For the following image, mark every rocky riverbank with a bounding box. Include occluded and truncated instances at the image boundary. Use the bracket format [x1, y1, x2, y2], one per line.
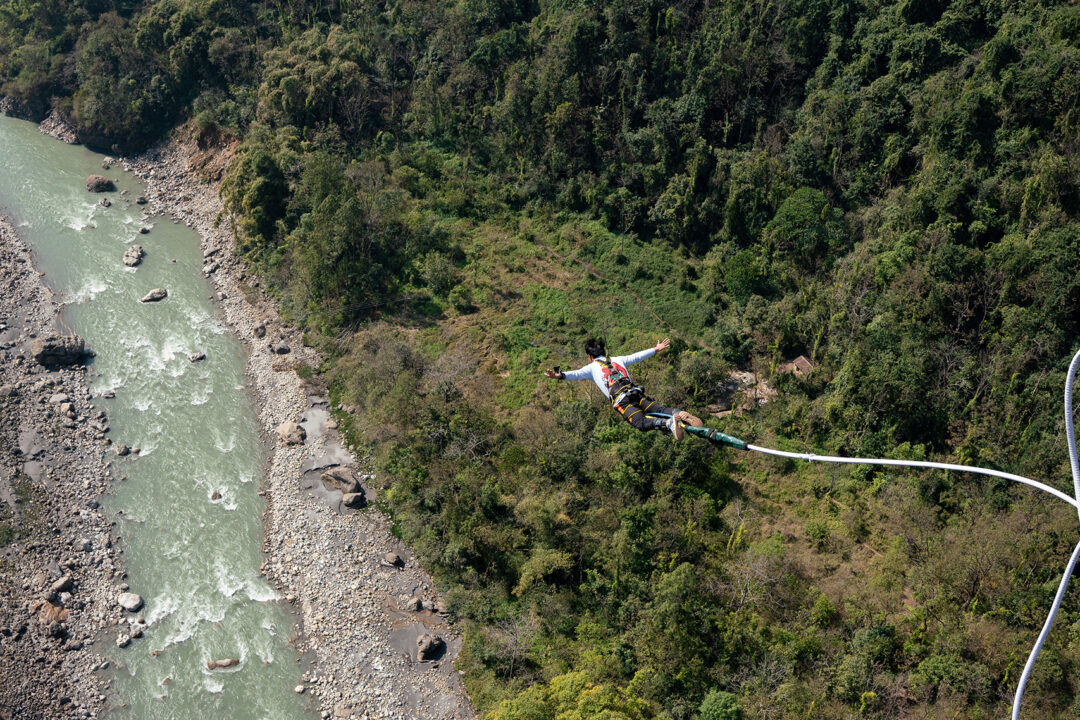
[120, 140, 476, 719]
[0, 220, 124, 719]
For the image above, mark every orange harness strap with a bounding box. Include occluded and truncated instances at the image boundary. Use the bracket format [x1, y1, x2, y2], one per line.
[616, 398, 654, 424]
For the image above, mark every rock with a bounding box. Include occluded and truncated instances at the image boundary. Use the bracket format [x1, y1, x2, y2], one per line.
[31, 335, 86, 366]
[273, 343, 290, 355]
[122, 244, 144, 267]
[85, 175, 115, 192]
[1, 94, 41, 119]
[63, 639, 84, 651]
[417, 633, 444, 660]
[321, 466, 360, 494]
[43, 620, 65, 639]
[210, 491, 221, 501]
[135, 196, 147, 205]
[117, 592, 143, 612]
[49, 393, 70, 404]
[116, 634, 130, 648]
[100, 198, 111, 208]
[75, 537, 92, 552]
[138, 226, 150, 235]
[253, 324, 266, 339]
[276, 422, 306, 446]
[401, 596, 423, 612]
[0, 383, 16, 397]
[115, 445, 130, 457]
[188, 352, 205, 362]
[50, 575, 73, 594]
[39, 108, 79, 143]
[383, 552, 403, 568]
[37, 601, 68, 625]
[207, 658, 239, 670]
[342, 492, 366, 508]
[294, 685, 305, 694]
[140, 288, 167, 303]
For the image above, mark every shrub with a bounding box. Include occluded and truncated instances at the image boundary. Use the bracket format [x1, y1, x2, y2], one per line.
[699, 690, 741, 720]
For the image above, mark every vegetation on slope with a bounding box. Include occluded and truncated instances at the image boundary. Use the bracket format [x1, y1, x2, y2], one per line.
[3, 0, 1080, 717]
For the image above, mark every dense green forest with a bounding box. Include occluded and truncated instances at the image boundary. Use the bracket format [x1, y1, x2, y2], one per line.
[4, 0, 1080, 717]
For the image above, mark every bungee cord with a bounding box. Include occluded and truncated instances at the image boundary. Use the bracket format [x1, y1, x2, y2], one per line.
[1008, 347, 1080, 719]
[667, 347, 1080, 717]
[1011, 538, 1080, 719]
[744, 444, 1080, 510]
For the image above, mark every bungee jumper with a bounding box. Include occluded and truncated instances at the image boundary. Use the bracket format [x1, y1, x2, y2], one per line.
[544, 337, 703, 440]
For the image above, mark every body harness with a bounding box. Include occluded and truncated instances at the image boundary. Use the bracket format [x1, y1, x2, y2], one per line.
[597, 356, 653, 423]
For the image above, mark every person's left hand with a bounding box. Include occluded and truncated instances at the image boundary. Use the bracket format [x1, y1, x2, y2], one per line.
[654, 337, 671, 353]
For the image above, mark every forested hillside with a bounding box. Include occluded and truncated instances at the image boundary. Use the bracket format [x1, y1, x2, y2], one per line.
[4, 0, 1080, 717]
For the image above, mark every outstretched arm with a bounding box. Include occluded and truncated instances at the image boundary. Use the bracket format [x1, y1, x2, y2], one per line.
[619, 338, 671, 366]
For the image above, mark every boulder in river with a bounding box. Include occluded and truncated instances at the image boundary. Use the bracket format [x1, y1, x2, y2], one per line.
[140, 288, 167, 303]
[86, 174, 115, 192]
[189, 352, 206, 362]
[122, 244, 144, 267]
[207, 658, 239, 670]
[276, 421, 306, 446]
[31, 335, 86, 366]
[117, 592, 143, 612]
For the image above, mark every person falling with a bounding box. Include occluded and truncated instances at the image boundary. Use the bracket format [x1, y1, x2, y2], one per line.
[545, 337, 702, 440]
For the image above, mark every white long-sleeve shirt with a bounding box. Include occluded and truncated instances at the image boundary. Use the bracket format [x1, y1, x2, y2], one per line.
[561, 347, 656, 399]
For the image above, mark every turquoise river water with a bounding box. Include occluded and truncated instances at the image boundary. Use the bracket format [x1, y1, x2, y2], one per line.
[0, 115, 312, 719]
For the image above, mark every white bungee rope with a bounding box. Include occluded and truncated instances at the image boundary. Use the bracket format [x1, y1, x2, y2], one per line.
[738, 347, 1080, 718]
[745, 445, 1079, 509]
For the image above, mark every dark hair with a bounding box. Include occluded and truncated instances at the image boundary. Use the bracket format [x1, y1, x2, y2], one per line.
[584, 338, 606, 358]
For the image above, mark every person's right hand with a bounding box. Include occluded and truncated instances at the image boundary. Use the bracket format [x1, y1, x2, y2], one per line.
[544, 369, 561, 379]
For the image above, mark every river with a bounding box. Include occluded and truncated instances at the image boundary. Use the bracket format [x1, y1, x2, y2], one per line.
[0, 115, 312, 719]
